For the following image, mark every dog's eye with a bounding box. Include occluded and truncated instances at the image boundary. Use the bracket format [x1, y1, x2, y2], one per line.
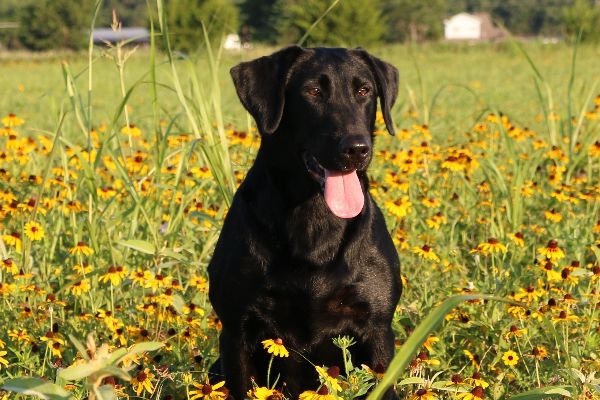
[307, 87, 321, 97]
[357, 86, 370, 97]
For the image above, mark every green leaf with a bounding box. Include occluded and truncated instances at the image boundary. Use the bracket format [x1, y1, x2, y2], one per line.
[59, 361, 101, 381]
[68, 334, 90, 361]
[128, 341, 164, 354]
[94, 366, 132, 382]
[396, 377, 426, 386]
[367, 295, 521, 400]
[508, 385, 573, 399]
[2, 377, 72, 400]
[117, 239, 156, 255]
[95, 384, 118, 400]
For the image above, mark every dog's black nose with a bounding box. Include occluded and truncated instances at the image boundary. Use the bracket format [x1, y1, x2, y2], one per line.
[340, 135, 371, 164]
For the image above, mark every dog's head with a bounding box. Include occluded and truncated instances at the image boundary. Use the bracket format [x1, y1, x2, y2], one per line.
[231, 46, 399, 218]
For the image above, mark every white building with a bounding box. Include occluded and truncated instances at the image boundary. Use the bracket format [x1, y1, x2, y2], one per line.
[444, 12, 504, 41]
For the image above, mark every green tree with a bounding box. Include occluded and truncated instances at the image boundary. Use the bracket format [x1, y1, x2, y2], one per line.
[98, 0, 149, 27]
[562, 0, 600, 41]
[16, 0, 92, 51]
[166, 0, 239, 53]
[277, 0, 386, 47]
[238, 0, 280, 43]
[382, 0, 446, 42]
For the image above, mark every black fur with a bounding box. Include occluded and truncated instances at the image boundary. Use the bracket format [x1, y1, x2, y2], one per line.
[208, 46, 401, 399]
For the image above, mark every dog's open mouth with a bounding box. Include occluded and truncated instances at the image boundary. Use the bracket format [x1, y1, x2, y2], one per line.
[302, 153, 365, 219]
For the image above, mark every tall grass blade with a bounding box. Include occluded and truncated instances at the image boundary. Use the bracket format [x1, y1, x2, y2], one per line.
[367, 295, 519, 400]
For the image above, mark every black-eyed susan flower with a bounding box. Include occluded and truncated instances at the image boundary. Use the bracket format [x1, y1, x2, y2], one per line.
[409, 387, 438, 400]
[247, 386, 283, 400]
[2, 233, 22, 253]
[457, 386, 485, 400]
[503, 325, 527, 339]
[537, 240, 565, 262]
[189, 380, 227, 400]
[544, 209, 562, 223]
[2, 258, 19, 275]
[299, 386, 336, 400]
[423, 336, 439, 352]
[552, 310, 579, 324]
[531, 346, 549, 360]
[465, 371, 488, 388]
[70, 279, 91, 296]
[99, 265, 128, 285]
[24, 221, 44, 241]
[0, 350, 9, 370]
[121, 124, 142, 137]
[131, 368, 155, 396]
[2, 113, 24, 127]
[315, 365, 342, 392]
[508, 232, 525, 247]
[471, 237, 507, 255]
[130, 268, 153, 286]
[502, 350, 519, 366]
[412, 245, 440, 262]
[69, 241, 94, 256]
[261, 338, 289, 357]
[463, 350, 480, 369]
[385, 196, 412, 218]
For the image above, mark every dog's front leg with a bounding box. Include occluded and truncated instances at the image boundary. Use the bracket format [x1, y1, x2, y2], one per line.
[218, 329, 257, 400]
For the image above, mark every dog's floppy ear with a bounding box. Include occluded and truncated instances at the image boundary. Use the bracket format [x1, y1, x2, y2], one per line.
[230, 46, 305, 135]
[357, 50, 399, 136]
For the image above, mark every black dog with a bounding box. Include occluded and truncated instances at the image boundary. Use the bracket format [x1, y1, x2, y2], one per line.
[208, 46, 401, 399]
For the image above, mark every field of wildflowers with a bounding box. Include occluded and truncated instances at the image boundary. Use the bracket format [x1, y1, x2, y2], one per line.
[0, 9, 599, 400]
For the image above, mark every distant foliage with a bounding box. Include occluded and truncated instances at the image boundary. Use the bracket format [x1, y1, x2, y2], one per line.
[382, 0, 446, 42]
[238, 0, 281, 44]
[165, 0, 239, 53]
[562, 0, 600, 42]
[276, 0, 386, 47]
[16, 0, 92, 51]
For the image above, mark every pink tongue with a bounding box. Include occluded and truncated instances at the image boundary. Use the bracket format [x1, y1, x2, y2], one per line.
[324, 170, 364, 218]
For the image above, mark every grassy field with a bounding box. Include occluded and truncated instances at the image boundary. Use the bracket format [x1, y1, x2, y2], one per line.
[0, 35, 599, 400]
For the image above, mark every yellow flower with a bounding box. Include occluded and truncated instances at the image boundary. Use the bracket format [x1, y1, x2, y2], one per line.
[385, 196, 412, 218]
[0, 350, 9, 369]
[131, 368, 155, 396]
[502, 350, 519, 366]
[464, 371, 488, 388]
[412, 245, 440, 262]
[99, 265, 128, 285]
[262, 338, 289, 357]
[69, 241, 94, 256]
[299, 387, 336, 400]
[2, 113, 24, 127]
[247, 387, 283, 400]
[544, 209, 562, 223]
[121, 124, 142, 137]
[508, 232, 525, 247]
[189, 380, 227, 400]
[70, 279, 91, 296]
[471, 237, 507, 255]
[457, 386, 485, 400]
[24, 221, 44, 241]
[2, 258, 19, 275]
[503, 325, 528, 339]
[315, 365, 343, 392]
[423, 336, 439, 352]
[410, 388, 438, 400]
[537, 240, 564, 262]
[2, 233, 22, 253]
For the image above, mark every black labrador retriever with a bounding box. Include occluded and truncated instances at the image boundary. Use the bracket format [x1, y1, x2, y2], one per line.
[208, 46, 401, 399]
